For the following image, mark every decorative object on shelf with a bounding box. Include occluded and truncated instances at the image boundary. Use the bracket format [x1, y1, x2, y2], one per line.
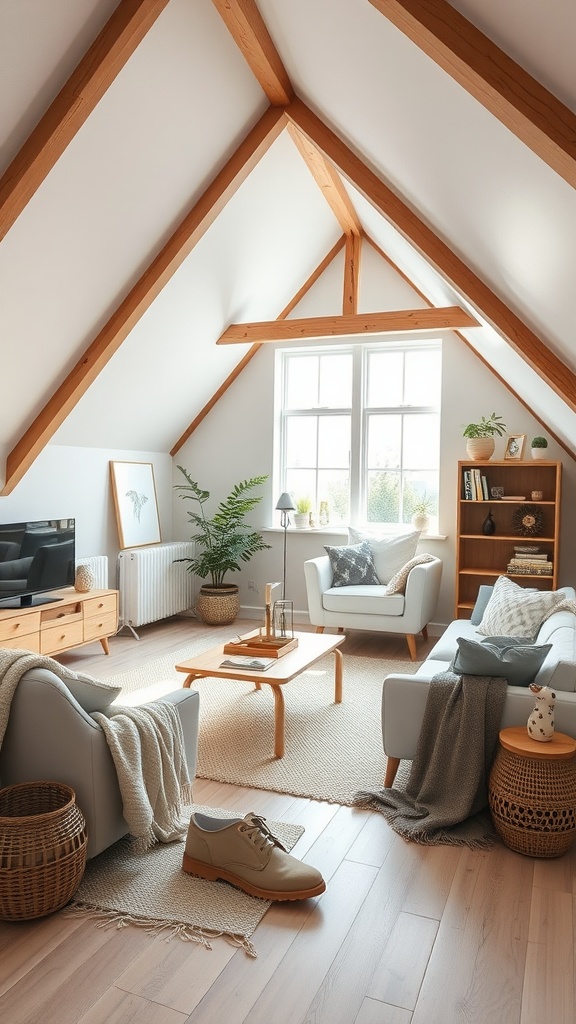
[501, 495, 526, 501]
[482, 510, 496, 535]
[273, 599, 294, 639]
[462, 413, 506, 461]
[504, 434, 526, 461]
[174, 466, 270, 625]
[512, 503, 544, 537]
[294, 496, 312, 529]
[110, 461, 161, 549]
[491, 486, 504, 499]
[318, 500, 330, 526]
[531, 490, 544, 501]
[275, 492, 295, 599]
[531, 436, 548, 460]
[527, 683, 556, 742]
[74, 564, 94, 592]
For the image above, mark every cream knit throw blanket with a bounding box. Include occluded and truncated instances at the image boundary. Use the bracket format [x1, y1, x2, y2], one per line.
[0, 649, 190, 849]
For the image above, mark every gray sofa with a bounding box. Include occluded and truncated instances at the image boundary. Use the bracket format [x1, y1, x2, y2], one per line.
[382, 584, 576, 786]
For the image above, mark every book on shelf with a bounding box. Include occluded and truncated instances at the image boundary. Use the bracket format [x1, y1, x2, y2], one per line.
[512, 552, 548, 561]
[472, 468, 483, 500]
[507, 562, 553, 576]
[481, 475, 489, 500]
[463, 470, 473, 500]
[219, 656, 275, 671]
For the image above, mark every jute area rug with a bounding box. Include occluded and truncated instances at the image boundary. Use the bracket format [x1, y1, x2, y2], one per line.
[66, 805, 303, 957]
[111, 637, 419, 806]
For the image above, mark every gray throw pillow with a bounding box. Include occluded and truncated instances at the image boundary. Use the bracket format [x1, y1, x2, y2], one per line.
[451, 636, 552, 688]
[324, 541, 380, 587]
[66, 676, 122, 712]
[470, 585, 494, 626]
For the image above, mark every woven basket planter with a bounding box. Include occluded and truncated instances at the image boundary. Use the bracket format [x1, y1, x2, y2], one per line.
[489, 748, 576, 858]
[465, 437, 495, 461]
[196, 584, 240, 625]
[0, 781, 88, 921]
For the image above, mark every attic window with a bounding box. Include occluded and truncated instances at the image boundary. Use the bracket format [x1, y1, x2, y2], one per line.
[275, 341, 441, 528]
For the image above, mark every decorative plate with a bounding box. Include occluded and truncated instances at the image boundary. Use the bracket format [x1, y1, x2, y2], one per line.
[512, 504, 544, 537]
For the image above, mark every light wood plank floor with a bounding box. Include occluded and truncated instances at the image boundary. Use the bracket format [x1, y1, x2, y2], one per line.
[1, 617, 575, 1024]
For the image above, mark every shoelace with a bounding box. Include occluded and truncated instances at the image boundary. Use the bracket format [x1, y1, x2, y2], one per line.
[238, 814, 287, 853]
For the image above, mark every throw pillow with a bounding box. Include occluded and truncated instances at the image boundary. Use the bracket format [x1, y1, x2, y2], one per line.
[476, 575, 569, 639]
[324, 541, 380, 587]
[348, 528, 420, 584]
[451, 636, 552, 688]
[384, 553, 435, 595]
[470, 585, 494, 626]
[66, 676, 122, 713]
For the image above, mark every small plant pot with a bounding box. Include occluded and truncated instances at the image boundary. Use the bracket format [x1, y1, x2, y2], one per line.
[196, 585, 240, 625]
[411, 512, 430, 532]
[466, 438, 495, 461]
[531, 448, 547, 460]
[294, 513, 310, 529]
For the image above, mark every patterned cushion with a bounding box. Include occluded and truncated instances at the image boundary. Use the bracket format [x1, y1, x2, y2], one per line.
[384, 553, 435, 595]
[451, 636, 552, 688]
[348, 528, 420, 584]
[324, 541, 380, 587]
[477, 576, 569, 639]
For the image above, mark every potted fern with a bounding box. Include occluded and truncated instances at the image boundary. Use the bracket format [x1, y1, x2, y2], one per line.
[174, 466, 270, 624]
[462, 413, 506, 461]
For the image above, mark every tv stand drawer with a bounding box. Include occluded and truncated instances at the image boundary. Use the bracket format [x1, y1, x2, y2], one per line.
[0, 588, 118, 656]
[41, 619, 84, 655]
[0, 610, 41, 643]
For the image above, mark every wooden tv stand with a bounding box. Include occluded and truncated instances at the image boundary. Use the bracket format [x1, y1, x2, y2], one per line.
[0, 588, 118, 656]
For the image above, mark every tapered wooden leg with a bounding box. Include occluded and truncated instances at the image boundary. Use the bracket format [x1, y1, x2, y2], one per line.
[406, 634, 417, 660]
[384, 756, 400, 788]
[333, 648, 343, 703]
[100, 637, 110, 655]
[315, 626, 325, 634]
[271, 685, 285, 758]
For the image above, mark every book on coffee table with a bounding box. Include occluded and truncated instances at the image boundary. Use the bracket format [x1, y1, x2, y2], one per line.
[220, 656, 275, 671]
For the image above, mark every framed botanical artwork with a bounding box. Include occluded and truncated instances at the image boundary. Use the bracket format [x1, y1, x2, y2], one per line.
[504, 434, 526, 461]
[110, 461, 161, 549]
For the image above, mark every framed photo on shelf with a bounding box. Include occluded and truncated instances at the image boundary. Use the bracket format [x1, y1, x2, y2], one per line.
[110, 461, 161, 549]
[504, 434, 526, 461]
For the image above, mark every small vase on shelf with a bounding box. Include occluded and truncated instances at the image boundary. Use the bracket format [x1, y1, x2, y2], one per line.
[482, 511, 496, 535]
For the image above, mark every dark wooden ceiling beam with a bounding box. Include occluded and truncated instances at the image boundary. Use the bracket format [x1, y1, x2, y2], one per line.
[368, 0, 576, 188]
[211, 0, 293, 105]
[285, 98, 576, 411]
[0, 0, 171, 244]
[1, 107, 286, 495]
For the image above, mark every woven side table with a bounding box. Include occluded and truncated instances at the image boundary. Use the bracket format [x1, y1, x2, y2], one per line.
[489, 727, 576, 858]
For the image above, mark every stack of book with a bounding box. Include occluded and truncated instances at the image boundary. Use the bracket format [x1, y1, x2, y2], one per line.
[462, 468, 489, 500]
[507, 552, 553, 576]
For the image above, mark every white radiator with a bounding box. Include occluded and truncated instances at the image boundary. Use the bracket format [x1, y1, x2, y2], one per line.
[75, 555, 109, 589]
[117, 542, 195, 628]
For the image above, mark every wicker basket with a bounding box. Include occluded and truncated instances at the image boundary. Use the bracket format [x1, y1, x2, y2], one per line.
[196, 584, 240, 625]
[0, 781, 88, 921]
[489, 748, 576, 858]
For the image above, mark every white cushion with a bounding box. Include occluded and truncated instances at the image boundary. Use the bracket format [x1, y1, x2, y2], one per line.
[322, 586, 405, 616]
[477, 576, 573, 639]
[348, 528, 420, 584]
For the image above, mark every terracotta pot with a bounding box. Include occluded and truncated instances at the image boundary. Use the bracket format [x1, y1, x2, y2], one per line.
[465, 437, 495, 461]
[196, 584, 240, 625]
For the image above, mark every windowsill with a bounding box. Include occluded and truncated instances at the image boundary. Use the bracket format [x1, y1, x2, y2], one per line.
[264, 527, 448, 541]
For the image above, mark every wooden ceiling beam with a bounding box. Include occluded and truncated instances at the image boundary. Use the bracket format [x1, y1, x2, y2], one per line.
[343, 233, 362, 314]
[172, 236, 347, 454]
[1, 106, 286, 495]
[0, 0, 171, 244]
[287, 124, 362, 236]
[211, 0, 293, 105]
[217, 306, 479, 345]
[285, 98, 576, 411]
[368, 0, 576, 189]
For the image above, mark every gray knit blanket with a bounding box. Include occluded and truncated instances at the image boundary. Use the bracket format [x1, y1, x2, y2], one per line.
[355, 672, 508, 848]
[0, 649, 190, 849]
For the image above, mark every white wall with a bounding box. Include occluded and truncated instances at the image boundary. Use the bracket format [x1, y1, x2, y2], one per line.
[0, 446, 174, 587]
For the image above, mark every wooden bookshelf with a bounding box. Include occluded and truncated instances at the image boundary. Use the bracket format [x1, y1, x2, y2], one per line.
[455, 460, 562, 619]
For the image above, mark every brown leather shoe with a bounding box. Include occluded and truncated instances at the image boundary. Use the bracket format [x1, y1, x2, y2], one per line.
[182, 811, 326, 901]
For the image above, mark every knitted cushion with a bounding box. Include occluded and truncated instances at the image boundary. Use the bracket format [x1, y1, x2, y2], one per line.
[476, 575, 568, 639]
[324, 541, 380, 587]
[384, 553, 435, 595]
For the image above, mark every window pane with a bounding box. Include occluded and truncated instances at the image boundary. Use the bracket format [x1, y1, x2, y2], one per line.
[318, 470, 350, 525]
[366, 351, 403, 406]
[318, 353, 353, 407]
[404, 350, 441, 406]
[286, 416, 317, 467]
[367, 471, 400, 522]
[367, 415, 401, 468]
[286, 469, 316, 506]
[403, 414, 439, 469]
[318, 416, 350, 468]
[286, 355, 319, 408]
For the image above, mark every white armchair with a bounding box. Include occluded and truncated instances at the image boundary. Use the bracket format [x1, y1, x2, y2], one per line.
[304, 553, 442, 660]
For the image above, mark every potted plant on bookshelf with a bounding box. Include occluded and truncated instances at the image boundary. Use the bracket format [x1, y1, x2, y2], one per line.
[530, 436, 548, 460]
[174, 466, 270, 625]
[462, 413, 507, 461]
[294, 496, 312, 529]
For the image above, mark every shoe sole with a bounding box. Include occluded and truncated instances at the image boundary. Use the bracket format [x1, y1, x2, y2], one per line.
[182, 854, 326, 901]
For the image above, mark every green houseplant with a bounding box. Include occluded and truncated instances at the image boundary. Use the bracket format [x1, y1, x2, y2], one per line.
[294, 496, 312, 529]
[174, 466, 270, 624]
[531, 436, 548, 460]
[462, 413, 506, 461]
[410, 493, 436, 533]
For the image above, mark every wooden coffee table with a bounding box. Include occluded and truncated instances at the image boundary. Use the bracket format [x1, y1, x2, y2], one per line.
[175, 630, 345, 758]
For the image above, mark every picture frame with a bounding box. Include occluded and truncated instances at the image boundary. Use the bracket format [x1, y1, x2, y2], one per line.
[504, 434, 526, 461]
[109, 461, 161, 549]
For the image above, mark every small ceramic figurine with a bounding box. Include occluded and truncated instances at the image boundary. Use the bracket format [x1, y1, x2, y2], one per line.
[527, 683, 556, 742]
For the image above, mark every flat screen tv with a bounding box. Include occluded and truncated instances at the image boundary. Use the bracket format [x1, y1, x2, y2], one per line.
[0, 519, 76, 608]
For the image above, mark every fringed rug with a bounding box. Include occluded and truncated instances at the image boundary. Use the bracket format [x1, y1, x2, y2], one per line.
[65, 805, 304, 957]
[111, 641, 420, 805]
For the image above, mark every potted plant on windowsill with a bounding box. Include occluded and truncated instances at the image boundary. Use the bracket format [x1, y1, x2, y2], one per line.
[410, 493, 436, 533]
[294, 496, 312, 529]
[530, 436, 548, 460]
[462, 413, 507, 461]
[174, 466, 270, 625]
